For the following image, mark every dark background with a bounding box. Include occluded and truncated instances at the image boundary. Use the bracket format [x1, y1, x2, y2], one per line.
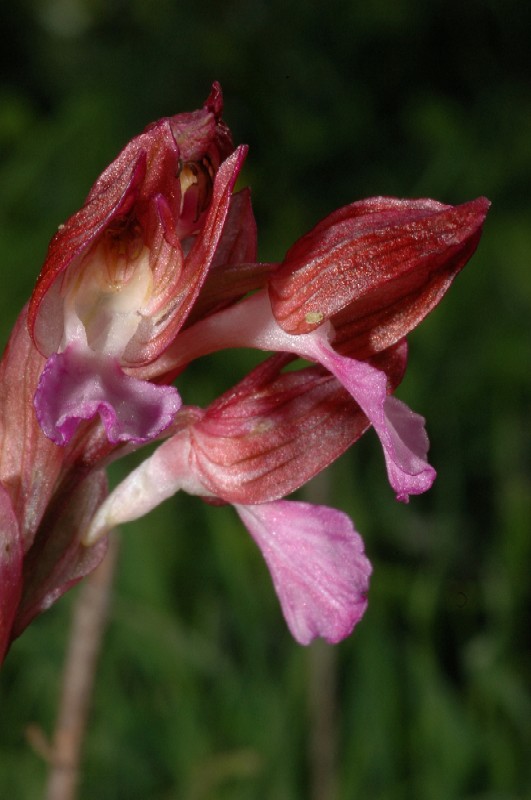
[0, 1, 530, 798]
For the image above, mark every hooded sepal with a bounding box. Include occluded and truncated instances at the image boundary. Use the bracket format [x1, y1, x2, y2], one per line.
[28, 86, 240, 369]
[123, 145, 249, 366]
[269, 196, 490, 357]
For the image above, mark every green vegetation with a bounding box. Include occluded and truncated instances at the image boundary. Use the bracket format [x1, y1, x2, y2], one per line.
[0, 1, 529, 797]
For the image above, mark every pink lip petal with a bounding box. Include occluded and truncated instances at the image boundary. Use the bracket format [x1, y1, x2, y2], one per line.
[235, 500, 371, 645]
[84, 442, 372, 645]
[34, 345, 182, 446]
[380, 395, 435, 500]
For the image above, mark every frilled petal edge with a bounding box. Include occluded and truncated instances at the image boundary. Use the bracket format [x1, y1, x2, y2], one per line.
[34, 344, 182, 445]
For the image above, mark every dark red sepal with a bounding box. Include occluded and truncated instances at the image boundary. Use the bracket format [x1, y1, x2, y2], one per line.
[269, 196, 490, 357]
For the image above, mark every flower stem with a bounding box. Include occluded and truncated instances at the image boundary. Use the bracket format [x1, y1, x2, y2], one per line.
[45, 533, 120, 800]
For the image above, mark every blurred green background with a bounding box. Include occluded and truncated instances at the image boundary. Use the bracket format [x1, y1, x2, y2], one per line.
[0, 1, 530, 798]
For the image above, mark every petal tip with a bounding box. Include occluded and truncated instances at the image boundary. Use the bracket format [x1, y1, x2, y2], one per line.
[237, 500, 372, 646]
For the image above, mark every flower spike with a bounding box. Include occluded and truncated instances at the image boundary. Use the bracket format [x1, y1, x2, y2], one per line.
[0, 84, 491, 656]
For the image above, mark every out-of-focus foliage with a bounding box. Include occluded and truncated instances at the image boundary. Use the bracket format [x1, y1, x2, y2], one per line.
[0, 1, 530, 798]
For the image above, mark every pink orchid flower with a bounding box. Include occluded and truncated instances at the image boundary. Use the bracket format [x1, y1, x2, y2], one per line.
[0, 87, 253, 658]
[28, 83, 248, 446]
[0, 84, 490, 658]
[82, 392, 373, 646]
[143, 195, 489, 502]
[80, 194, 488, 645]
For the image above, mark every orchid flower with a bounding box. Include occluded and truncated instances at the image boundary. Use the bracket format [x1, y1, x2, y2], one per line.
[79, 194, 489, 644]
[80, 345, 410, 642]
[0, 84, 490, 659]
[28, 83, 247, 446]
[143, 195, 489, 502]
[0, 86, 253, 656]
[82, 378, 374, 645]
